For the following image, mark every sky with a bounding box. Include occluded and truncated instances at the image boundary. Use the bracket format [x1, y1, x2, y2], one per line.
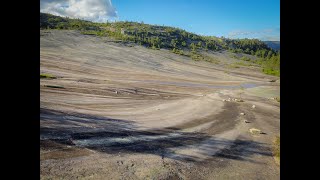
[40, 0, 280, 41]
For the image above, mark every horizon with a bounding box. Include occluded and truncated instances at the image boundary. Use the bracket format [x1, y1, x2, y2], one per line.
[40, 0, 280, 41]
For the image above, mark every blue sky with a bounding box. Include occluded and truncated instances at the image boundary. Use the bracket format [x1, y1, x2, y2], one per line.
[112, 0, 280, 41]
[40, 0, 280, 41]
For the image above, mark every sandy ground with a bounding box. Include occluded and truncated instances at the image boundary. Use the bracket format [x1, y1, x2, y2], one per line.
[40, 30, 280, 179]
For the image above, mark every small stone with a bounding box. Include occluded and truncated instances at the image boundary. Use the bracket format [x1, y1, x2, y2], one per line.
[249, 128, 262, 135]
[240, 113, 245, 115]
[236, 99, 244, 102]
[252, 105, 256, 109]
[244, 120, 250, 123]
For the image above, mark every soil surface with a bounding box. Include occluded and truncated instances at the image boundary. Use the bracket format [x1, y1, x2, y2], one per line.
[40, 30, 280, 179]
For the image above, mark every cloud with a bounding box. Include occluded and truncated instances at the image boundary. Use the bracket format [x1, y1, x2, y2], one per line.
[40, 0, 117, 22]
[228, 28, 280, 41]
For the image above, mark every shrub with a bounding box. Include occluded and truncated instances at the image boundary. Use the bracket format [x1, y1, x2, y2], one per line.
[240, 56, 251, 61]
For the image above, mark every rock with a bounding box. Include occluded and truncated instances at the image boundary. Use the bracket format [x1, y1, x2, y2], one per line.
[66, 138, 75, 145]
[252, 105, 256, 109]
[244, 120, 250, 123]
[235, 99, 244, 102]
[249, 128, 262, 135]
[240, 113, 245, 115]
[222, 99, 226, 102]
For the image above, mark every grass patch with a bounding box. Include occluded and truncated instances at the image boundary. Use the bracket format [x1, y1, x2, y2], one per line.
[191, 53, 204, 61]
[40, 74, 56, 79]
[205, 56, 220, 64]
[189, 52, 220, 64]
[227, 64, 240, 69]
[273, 136, 280, 165]
[234, 61, 252, 67]
[229, 54, 239, 59]
[263, 68, 280, 77]
[240, 56, 251, 61]
[80, 30, 105, 37]
[44, 85, 64, 89]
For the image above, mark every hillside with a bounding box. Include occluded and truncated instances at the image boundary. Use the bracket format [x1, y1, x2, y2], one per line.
[41, 13, 275, 55]
[41, 29, 280, 179]
[40, 13, 280, 76]
[264, 41, 280, 51]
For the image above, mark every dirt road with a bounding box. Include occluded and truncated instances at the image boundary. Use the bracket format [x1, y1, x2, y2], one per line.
[40, 30, 280, 179]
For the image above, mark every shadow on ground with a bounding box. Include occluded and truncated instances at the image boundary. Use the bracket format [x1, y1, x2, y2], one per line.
[40, 108, 272, 163]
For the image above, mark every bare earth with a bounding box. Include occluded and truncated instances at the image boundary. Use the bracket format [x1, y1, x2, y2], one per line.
[40, 30, 280, 180]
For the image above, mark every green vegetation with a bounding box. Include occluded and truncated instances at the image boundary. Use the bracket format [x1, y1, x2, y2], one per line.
[227, 64, 240, 69]
[189, 53, 220, 64]
[229, 54, 238, 59]
[40, 13, 276, 54]
[40, 12, 279, 76]
[273, 136, 280, 165]
[234, 53, 280, 76]
[233, 61, 252, 67]
[240, 56, 251, 61]
[40, 74, 56, 79]
[172, 48, 185, 55]
[262, 53, 280, 76]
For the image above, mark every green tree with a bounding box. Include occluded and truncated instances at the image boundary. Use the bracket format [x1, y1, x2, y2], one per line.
[197, 41, 202, 48]
[267, 50, 273, 59]
[190, 43, 196, 52]
[171, 39, 177, 48]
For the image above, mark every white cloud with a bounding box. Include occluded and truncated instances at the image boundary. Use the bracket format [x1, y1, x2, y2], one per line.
[40, 0, 117, 22]
[228, 28, 280, 41]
